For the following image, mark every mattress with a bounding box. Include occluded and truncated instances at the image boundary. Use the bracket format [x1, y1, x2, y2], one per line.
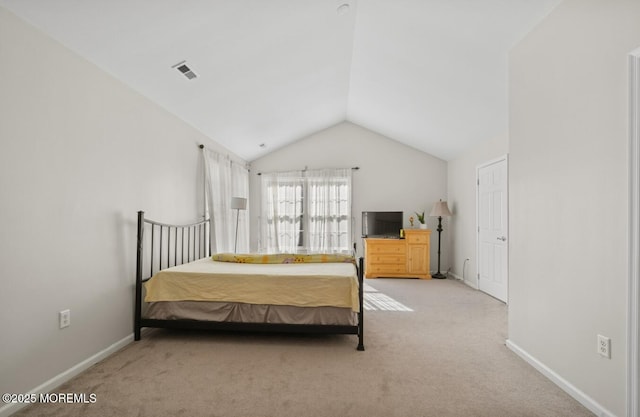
[144, 257, 360, 312]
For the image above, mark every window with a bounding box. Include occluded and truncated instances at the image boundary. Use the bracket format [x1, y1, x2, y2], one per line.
[261, 168, 352, 254]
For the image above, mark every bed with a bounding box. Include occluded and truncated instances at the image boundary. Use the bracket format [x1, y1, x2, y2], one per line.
[134, 211, 365, 350]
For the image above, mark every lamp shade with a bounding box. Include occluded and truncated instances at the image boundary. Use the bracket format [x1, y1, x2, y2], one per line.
[429, 200, 452, 217]
[231, 197, 247, 210]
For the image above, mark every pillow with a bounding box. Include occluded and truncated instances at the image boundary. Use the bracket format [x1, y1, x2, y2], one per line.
[212, 253, 355, 264]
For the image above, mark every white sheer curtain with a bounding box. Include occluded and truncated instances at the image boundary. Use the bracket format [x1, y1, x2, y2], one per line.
[203, 148, 249, 253]
[306, 168, 352, 253]
[261, 168, 352, 254]
[260, 171, 304, 253]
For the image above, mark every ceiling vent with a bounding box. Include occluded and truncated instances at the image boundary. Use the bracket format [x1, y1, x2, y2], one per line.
[172, 61, 197, 80]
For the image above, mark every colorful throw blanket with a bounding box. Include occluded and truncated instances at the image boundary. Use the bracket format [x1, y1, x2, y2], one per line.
[212, 253, 355, 264]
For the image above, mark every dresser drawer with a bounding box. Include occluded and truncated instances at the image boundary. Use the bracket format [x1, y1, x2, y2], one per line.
[369, 254, 406, 264]
[368, 264, 407, 274]
[366, 242, 406, 255]
[406, 233, 429, 244]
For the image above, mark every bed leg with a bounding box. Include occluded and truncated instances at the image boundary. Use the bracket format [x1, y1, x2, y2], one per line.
[357, 256, 365, 351]
[357, 329, 365, 351]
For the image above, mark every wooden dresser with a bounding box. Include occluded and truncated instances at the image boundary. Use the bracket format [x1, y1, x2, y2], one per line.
[364, 229, 431, 279]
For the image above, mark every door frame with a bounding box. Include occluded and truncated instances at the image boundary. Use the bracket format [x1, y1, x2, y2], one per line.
[476, 154, 509, 302]
[628, 47, 640, 417]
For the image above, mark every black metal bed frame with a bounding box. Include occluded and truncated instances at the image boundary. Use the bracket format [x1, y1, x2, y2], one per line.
[134, 211, 365, 351]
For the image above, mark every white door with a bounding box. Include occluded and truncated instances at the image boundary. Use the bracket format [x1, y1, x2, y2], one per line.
[477, 157, 508, 302]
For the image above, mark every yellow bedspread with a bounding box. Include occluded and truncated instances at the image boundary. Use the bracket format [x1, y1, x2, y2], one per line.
[144, 257, 360, 312]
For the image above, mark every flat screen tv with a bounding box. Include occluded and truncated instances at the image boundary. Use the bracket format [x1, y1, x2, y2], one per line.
[362, 211, 403, 238]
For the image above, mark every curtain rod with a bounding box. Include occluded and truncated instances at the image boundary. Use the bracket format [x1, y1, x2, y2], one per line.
[199, 144, 250, 169]
[257, 167, 360, 176]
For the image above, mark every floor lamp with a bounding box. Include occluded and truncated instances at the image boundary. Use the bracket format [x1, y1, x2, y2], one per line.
[429, 200, 452, 279]
[231, 197, 247, 253]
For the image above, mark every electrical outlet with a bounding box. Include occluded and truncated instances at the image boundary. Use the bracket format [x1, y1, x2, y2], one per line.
[597, 334, 611, 359]
[59, 309, 70, 329]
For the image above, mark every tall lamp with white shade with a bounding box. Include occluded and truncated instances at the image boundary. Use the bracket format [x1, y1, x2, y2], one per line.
[429, 200, 452, 279]
[231, 197, 247, 253]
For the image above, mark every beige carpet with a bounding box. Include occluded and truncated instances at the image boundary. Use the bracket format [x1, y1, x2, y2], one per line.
[14, 279, 593, 417]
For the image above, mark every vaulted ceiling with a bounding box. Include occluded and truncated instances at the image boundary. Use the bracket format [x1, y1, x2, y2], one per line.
[0, 0, 561, 161]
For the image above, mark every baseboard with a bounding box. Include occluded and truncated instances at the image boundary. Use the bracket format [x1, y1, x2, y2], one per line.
[506, 339, 616, 417]
[0, 334, 133, 417]
[448, 272, 479, 290]
[449, 272, 463, 280]
[462, 278, 478, 290]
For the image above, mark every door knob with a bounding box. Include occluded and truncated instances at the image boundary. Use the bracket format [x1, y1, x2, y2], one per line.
[497, 236, 506, 241]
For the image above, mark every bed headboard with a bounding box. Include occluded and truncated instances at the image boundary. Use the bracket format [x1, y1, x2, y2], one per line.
[135, 211, 210, 281]
[135, 211, 210, 335]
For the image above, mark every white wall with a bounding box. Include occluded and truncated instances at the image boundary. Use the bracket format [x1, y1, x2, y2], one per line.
[0, 6, 243, 407]
[447, 132, 509, 287]
[249, 122, 448, 268]
[508, 1, 640, 415]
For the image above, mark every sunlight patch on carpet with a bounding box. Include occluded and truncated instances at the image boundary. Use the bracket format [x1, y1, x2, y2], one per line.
[363, 284, 413, 311]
